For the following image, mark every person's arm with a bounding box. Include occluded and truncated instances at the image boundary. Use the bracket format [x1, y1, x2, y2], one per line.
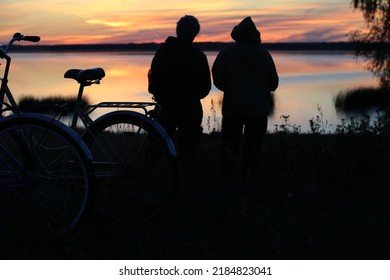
[149, 48, 163, 95]
[195, 51, 212, 99]
[265, 51, 279, 91]
[211, 51, 226, 91]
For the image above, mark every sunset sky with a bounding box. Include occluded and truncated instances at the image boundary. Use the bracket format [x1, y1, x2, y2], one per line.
[2, 0, 365, 45]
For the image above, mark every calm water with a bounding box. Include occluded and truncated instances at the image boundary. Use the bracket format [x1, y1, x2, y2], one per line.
[5, 51, 377, 132]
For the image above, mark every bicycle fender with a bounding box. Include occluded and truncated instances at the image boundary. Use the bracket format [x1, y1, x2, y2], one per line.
[92, 110, 177, 157]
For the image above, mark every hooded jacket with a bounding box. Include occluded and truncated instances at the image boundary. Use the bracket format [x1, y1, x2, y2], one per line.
[212, 17, 279, 118]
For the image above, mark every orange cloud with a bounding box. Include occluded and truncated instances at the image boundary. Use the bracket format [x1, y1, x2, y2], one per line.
[86, 19, 129, 28]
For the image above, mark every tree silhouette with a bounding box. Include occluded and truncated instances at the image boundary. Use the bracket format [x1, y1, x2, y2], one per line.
[350, 0, 390, 89]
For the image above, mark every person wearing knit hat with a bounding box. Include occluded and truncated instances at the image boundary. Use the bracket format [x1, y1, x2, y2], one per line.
[212, 16, 279, 176]
[176, 15, 200, 43]
[149, 15, 211, 158]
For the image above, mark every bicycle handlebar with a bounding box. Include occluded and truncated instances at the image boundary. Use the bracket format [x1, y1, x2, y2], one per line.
[13, 32, 40, 42]
[1, 33, 40, 55]
[23, 36, 41, 42]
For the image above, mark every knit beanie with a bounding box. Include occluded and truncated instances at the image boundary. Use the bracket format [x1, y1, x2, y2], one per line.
[176, 15, 200, 42]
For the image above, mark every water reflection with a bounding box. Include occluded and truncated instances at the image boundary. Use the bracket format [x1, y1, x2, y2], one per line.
[7, 51, 376, 132]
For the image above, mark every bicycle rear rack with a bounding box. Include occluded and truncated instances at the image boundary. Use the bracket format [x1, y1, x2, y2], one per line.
[83, 101, 159, 116]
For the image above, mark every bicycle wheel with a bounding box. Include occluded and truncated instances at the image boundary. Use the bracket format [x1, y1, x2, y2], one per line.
[0, 113, 94, 242]
[82, 110, 178, 224]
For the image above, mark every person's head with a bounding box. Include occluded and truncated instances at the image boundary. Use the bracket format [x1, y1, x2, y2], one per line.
[231, 16, 261, 45]
[176, 15, 200, 43]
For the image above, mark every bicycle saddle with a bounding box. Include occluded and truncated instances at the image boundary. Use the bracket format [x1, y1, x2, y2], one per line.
[64, 67, 105, 83]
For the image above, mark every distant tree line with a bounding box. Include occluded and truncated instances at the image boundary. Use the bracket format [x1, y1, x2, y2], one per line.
[10, 42, 362, 53]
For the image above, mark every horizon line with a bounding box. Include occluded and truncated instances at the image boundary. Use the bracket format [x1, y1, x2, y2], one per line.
[8, 41, 359, 52]
[10, 40, 356, 46]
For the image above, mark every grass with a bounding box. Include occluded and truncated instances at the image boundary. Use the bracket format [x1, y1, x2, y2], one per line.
[2, 128, 389, 260]
[2, 96, 390, 259]
[18, 95, 89, 114]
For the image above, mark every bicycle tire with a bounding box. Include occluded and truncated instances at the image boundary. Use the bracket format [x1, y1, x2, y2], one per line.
[82, 110, 178, 224]
[0, 113, 94, 242]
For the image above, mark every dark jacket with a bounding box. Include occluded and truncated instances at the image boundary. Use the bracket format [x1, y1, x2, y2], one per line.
[212, 18, 279, 118]
[149, 36, 211, 120]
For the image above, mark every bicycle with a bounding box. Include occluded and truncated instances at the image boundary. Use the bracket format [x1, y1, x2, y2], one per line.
[62, 67, 178, 224]
[0, 33, 95, 240]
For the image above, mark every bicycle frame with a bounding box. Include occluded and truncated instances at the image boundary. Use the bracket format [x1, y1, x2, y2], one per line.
[67, 74, 160, 130]
[1, 33, 40, 116]
[69, 77, 157, 130]
[70, 85, 177, 156]
[59, 61, 179, 224]
[0, 52, 18, 116]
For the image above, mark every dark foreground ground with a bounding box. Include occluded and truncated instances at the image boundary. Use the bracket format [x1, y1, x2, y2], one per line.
[3, 133, 390, 259]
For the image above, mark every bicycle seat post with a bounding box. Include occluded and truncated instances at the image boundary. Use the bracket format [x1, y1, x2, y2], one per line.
[71, 82, 86, 129]
[65, 67, 105, 130]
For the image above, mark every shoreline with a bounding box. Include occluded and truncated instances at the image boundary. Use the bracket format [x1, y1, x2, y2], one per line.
[9, 42, 359, 53]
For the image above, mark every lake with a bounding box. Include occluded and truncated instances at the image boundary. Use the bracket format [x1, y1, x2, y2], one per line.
[5, 51, 377, 133]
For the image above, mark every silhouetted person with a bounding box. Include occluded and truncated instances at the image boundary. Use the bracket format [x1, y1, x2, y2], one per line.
[149, 15, 211, 155]
[212, 17, 279, 173]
